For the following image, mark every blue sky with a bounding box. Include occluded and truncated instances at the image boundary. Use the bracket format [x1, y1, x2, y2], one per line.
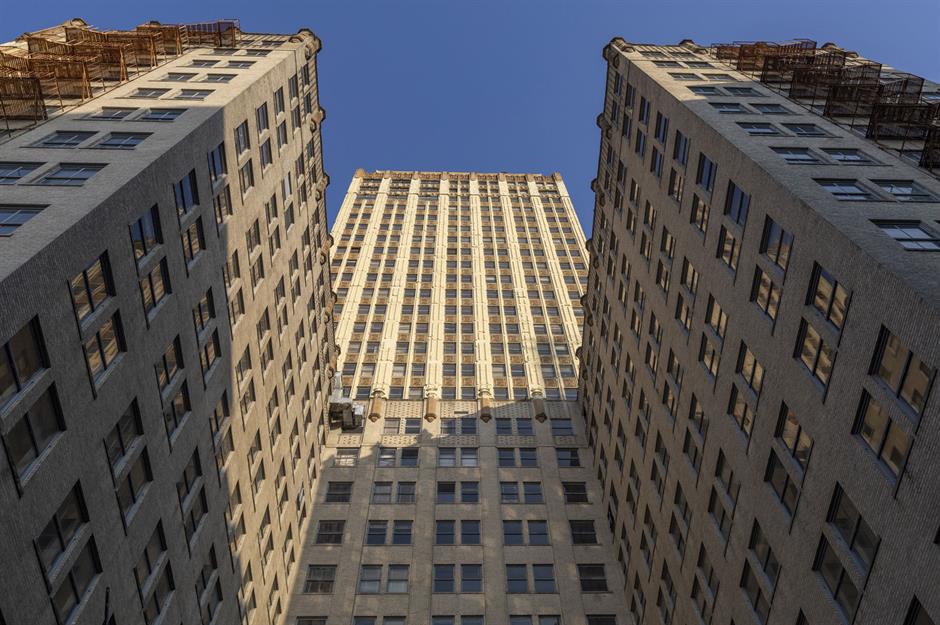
[3, 0, 937, 233]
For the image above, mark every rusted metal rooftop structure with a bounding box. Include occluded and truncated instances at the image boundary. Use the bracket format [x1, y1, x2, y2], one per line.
[711, 39, 940, 174]
[0, 18, 240, 133]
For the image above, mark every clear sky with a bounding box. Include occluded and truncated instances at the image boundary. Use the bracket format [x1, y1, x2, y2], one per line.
[3, 0, 938, 234]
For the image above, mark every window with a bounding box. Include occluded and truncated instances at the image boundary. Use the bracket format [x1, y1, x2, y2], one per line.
[726, 86, 762, 96]
[818, 178, 876, 200]
[737, 122, 780, 136]
[181, 218, 205, 264]
[570, 520, 597, 544]
[4, 385, 63, 478]
[436, 520, 455, 544]
[556, 448, 580, 467]
[239, 159, 255, 195]
[34, 131, 95, 148]
[392, 520, 412, 545]
[776, 404, 812, 471]
[173, 169, 200, 216]
[260, 139, 273, 168]
[372, 482, 392, 503]
[822, 148, 875, 164]
[139, 260, 170, 314]
[366, 520, 388, 545]
[673, 130, 690, 165]
[140, 108, 185, 121]
[461, 481, 479, 502]
[506, 565, 528, 593]
[0, 162, 41, 184]
[797, 321, 834, 386]
[737, 343, 765, 396]
[88, 106, 135, 120]
[71, 255, 112, 322]
[94, 132, 149, 149]
[563, 482, 588, 503]
[690, 194, 709, 233]
[176, 89, 212, 100]
[461, 564, 483, 592]
[760, 216, 793, 271]
[875, 221, 940, 250]
[388, 564, 409, 593]
[396, 482, 416, 503]
[37, 163, 104, 186]
[51, 537, 100, 623]
[207, 143, 226, 182]
[772, 146, 819, 163]
[741, 562, 770, 624]
[325, 481, 352, 502]
[854, 392, 909, 477]
[35, 483, 87, 573]
[784, 123, 827, 137]
[315, 520, 344, 544]
[503, 520, 523, 545]
[873, 328, 934, 414]
[205, 73, 234, 83]
[903, 598, 936, 625]
[437, 482, 456, 503]
[234, 121, 250, 154]
[814, 537, 860, 617]
[1, 319, 46, 409]
[461, 520, 481, 544]
[434, 564, 455, 592]
[304, 565, 336, 593]
[689, 85, 720, 96]
[828, 485, 879, 571]
[717, 226, 740, 271]
[256, 102, 270, 134]
[752, 102, 790, 114]
[358, 565, 381, 593]
[751, 268, 781, 321]
[335, 448, 358, 466]
[710, 102, 745, 113]
[83, 314, 123, 381]
[765, 450, 798, 514]
[578, 564, 608, 592]
[128, 206, 163, 262]
[131, 87, 169, 98]
[532, 564, 556, 593]
[695, 154, 717, 193]
[724, 181, 749, 226]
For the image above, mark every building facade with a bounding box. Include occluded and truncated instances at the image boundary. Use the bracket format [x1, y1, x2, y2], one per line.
[284, 171, 628, 625]
[0, 19, 335, 625]
[581, 38, 940, 625]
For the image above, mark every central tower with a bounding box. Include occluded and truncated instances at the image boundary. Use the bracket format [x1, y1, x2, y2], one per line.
[285, 171, 629, 625]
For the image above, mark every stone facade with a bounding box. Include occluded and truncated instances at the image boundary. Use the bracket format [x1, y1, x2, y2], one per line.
[284, 172, 629, 625]
[0, 21, 335, 625]
[581, 38, 940, 625]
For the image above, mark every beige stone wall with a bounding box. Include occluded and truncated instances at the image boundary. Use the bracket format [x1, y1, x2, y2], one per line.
[284, 171, 630, 624]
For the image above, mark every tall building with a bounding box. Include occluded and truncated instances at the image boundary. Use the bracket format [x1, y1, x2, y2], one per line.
[582, 38, 940, 625]
[0, 19, 335, 625]
[284, 170, 628, 625]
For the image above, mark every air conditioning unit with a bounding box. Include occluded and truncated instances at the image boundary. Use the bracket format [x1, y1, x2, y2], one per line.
[327, 372, 364, 430]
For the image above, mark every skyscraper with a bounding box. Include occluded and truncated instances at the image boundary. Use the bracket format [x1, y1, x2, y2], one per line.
[582, 38, 940, 625]
[285, 171, 628, 625]
[0, 19, 335, 625]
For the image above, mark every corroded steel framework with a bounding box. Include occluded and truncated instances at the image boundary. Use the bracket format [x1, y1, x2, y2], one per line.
[712, 39, 940, 174]
[0, 18, 241, 132]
